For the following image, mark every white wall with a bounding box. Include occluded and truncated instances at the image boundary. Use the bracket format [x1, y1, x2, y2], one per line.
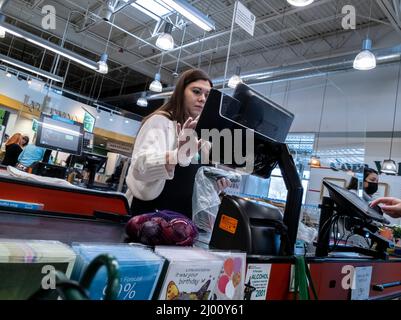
[248, 62, 401, 169]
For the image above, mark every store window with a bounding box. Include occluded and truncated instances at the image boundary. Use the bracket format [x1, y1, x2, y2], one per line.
[266, 133, 315, 204]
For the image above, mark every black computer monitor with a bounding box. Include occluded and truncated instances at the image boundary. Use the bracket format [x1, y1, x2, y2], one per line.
[36, 114, 84, 155]
[323, 180, 389, 224]
[195, 86, 303, 255]
[82, 152, 107, 188]
[66, 152, 107, 188]
[196, 86, 294, 178]
[225, 83, 294, 143]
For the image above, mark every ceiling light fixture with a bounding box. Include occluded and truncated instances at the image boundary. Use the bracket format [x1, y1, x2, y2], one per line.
[137, 92, 148, 107]
[97, 53, 109, 74]
[228, 66, 243, 88]
[159, 0, 215, 31]
[27, 78, 32, 85]
[0, 53, 64, 82]
[309, 156, 321, 168]
[150, 53, 164, 92]
[353, 38, 376, 71]
[382, 60, 401, 175]
[287, 0, 314, 7]
[149, 72, 162, 92]
[156, 22, 174, 51]
[310, 76, 329, 169]
[0, 15, 99, 72]
[0, 15, 5, 38]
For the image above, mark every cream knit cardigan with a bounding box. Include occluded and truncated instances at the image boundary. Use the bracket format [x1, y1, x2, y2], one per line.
[125, 114, 178, 203]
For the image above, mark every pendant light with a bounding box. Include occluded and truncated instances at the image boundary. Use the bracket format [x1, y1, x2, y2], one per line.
[156, 22, 174, 51]
[137, 92, 148, 107]
[0, 15, 5, 38]
[353, 38, 376, 71]
[287, 0, 314, 7]
[149, 73, 162, 92]
[149, 53, 164, 92]
[228, 66, 243, 88]
[97, 53, 108, 74]
[353, 0, 376, 71]
[97, 16, 114, 74]
[309, 75, 329, 168]
[382, 61, 401, 175]
[172, 24, 187, 78]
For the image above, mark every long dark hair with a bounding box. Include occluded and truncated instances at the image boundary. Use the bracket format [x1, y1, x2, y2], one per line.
[347, 167, 378, 191]
[142, 68, 213, 126]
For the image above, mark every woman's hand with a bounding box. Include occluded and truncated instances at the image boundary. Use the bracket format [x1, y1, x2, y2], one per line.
[176, 117, 202, 164]
[216, 177, 232, 193]
[165, 117, 202, 171]
[370, 197, 401, 218]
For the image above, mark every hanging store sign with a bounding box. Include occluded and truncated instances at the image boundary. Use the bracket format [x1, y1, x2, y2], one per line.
[234, 1, 256, 37]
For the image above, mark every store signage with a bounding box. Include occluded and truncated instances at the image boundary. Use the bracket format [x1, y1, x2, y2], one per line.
[23, 94, 79, 122]
[47, 108, 79, 122]
[234, 1, 256, 37]
[23, 94, 42, 113]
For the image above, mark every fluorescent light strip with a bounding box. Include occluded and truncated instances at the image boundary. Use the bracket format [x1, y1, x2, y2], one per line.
[159, 0, 215, 31]
[131, 3, 162, 21]
[0, 18, 99, 72]
[0, 53, 64, 83]
[132, 0, 173, 21]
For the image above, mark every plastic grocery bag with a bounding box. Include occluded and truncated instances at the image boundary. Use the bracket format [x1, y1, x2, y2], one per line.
[192, 166, 241, 234]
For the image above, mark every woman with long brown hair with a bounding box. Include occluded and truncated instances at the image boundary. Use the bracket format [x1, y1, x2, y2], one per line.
[1, 133, 23, 166]
[126, 68, 231, 218]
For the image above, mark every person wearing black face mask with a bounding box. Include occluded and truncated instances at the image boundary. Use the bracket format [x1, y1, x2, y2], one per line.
[339, 168, 380, 248]
[347, 168, 379, 201]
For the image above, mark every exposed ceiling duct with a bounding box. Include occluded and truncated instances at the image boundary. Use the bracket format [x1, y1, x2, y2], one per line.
[212, 45, 401, 86]
[143, 44, 401, 101]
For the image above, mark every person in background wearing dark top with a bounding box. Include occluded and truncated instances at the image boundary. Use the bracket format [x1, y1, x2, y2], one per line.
[1, 133, 23, 166]
[125, 68, 231, 218]
[347, 167, 379, 201]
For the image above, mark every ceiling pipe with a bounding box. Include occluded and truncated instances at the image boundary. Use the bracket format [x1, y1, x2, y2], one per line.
[144, 44, 401, 100]
[212, 45, 401, 86]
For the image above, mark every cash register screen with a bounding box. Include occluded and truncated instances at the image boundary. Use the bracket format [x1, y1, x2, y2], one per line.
[323, 180, 389, 224]
[221, 83, 294, 143]
[36, 114, 84, 155]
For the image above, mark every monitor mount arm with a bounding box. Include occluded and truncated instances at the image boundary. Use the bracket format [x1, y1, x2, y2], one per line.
[276, 143, 303, 256]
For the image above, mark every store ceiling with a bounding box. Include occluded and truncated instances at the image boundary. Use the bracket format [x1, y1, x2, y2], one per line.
[0, 0, 398, 115]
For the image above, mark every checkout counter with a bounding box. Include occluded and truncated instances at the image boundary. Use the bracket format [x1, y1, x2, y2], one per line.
[0, 113, 130, 244]
[0, 164, 129, 244]
[1, 85, 401, 300]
